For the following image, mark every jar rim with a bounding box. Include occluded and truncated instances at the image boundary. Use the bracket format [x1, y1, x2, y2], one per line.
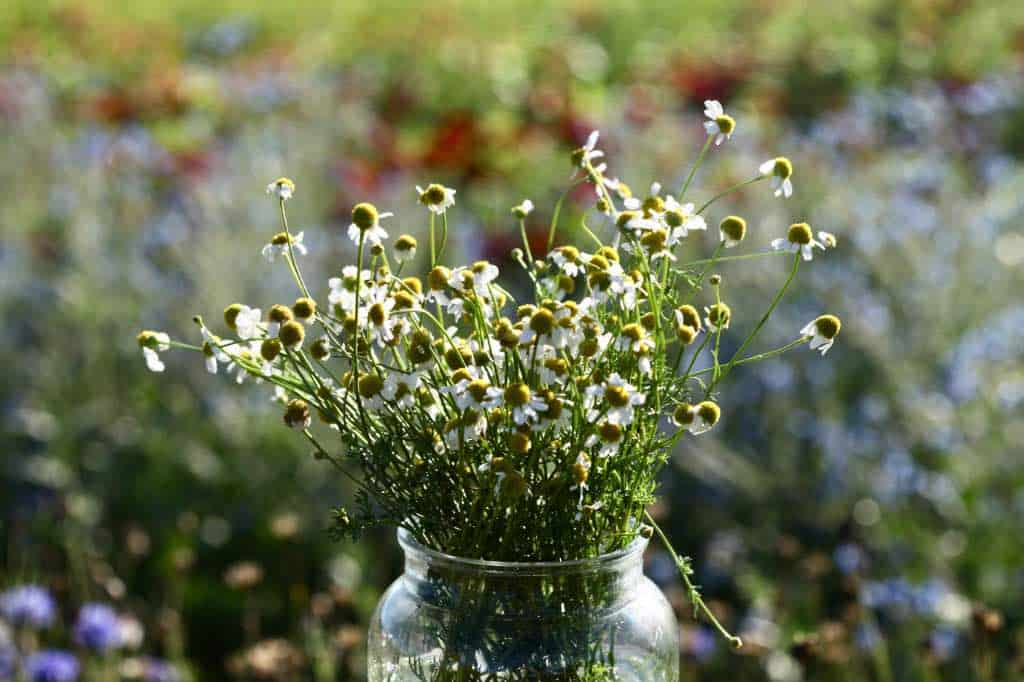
[396, 526, 648, 573]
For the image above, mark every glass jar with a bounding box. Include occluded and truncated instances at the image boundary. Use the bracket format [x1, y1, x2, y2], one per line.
[368, 529, 679, 681]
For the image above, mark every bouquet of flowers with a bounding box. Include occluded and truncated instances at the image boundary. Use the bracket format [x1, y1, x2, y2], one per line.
[138, 101, 840, 651]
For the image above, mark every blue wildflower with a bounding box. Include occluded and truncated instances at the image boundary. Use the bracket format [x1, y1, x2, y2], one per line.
[73, 604, 120, 653]
[0, 585, 56, 629]
[24, 651, 79, 682]
[143, 658, 181, 682]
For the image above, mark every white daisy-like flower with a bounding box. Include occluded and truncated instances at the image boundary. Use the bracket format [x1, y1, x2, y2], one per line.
[771, 222, 824, 261]
[703, 100, 735, 146]
[484, 383, 548, 426]
[585, 373, 645, 425]
[585, 421, 625, 459]
[328, 266, 371, 313]
[615, 323, 654, 355]
[818, 231, 837, 249]
[225, 342, 260, 385]
[348, 202, 393, 246]
[512, 199, 534, 218]
[363, 296, 397, 346]
[381, 372, 420, 408]
[759, 157, 794, 198]
[572, 130, 604, 168]
[662, 196, 706, 239]
[227, 305, 263, 339]
[199, 326, 230, 374]
[550, 246, 584, 278]
[569, 453, 591, 505]
[261, 231, 307, 263]
[137, 331, 170, 373]
[416, 184, 456, 215]
[704, 303, 731, 330]
[680, 400, 720, 435]
[393, 234, 418, 264]
[445, 409, 488, 448]
[265, 177, 295, 200]
[800, 314, 841, 355]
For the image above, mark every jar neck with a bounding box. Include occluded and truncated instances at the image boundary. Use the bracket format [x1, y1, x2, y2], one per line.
[398, 529, 647, 617]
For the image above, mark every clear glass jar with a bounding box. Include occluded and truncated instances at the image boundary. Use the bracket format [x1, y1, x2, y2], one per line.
[369, 529, 679, 681]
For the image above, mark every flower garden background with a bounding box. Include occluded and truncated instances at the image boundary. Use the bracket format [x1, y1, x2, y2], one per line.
[3, 1, 1024, 679]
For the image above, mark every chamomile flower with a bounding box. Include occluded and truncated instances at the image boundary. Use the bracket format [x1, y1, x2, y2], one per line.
[674, 400, 720, 435]
[519, 307, 556, 345]
[759, 157, 794, 198]
[616, 323, 655, 354]
[570, 453, 591, 505]
[348, 202, 392, 246]
[800, 314, 842, 355]
[328, 266, 370, 313]
[198, 324, 229, 374]
[718, 216, 747, 248]
[445, 409, 488, 447]
[426, 266, 452, 305]
[416, 184, 456, 214]
[705, 303, 731, 330]
[381, 372, 420, 407]
[662, 197, 706, 239]
[586, 421, 625, 458]
[283, 399, 311, 430]
[571, 130, 604, 168]
[261, 231, 307, 263]
[364, 297, 397, 345]
[137, 331, 170, 373]
[550, 246, 585, 277]
[265, 177, 295, 200]
[771, 222, 824, 261]
[818, 231, 837, 249]
[586, 373, 645, 425]
[690, 401, 721, 435]
[485, 383, 548, 426]
[393, 234, 418, 264]
[356, 373, 387, 411]
[703, 100, 735, 146]
[511, 199, 534, 218]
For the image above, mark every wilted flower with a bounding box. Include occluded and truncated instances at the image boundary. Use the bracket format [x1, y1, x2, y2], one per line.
[571, 130, 604, 168]
[393, 234, 418, 263]
[265, 177, 295, 200]
[759, 157, 794, 198]
[512, 199, 534, 218]
[261, 231, 307, 263]
[136, 331, 170, 373]
[801, 315, 842, 355]
[703, 100, 735, 145]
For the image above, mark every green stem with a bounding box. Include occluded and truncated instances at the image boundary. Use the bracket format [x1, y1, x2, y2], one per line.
[709, 253, 800, 394]
[280, 200, 312, 300]
[644, 511, 742, 648]
[678, 135, 713, 200]
[696, 176, 766, 215]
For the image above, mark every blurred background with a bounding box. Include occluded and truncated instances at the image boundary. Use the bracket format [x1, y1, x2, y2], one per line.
[2, 1, 1024, 679]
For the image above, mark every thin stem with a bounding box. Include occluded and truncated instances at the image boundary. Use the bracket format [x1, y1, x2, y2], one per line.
[709, 253, 800, 394]
[280, 200, 312, 300]
[429, 213, 436, 268]
[696, 175, 766, 215]
[644, 511, 743, 649]
[689, 337, 809, 377]
[518, 218, 534, 266]
[683, 249, 788, 268]
[678, 135, 714, 200]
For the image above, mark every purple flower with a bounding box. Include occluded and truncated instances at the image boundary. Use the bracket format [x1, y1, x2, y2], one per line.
[24, 651, 79, 682]
[143, 658, 181, 682]
[0, 585, 56, 629]
[73, 604, 120, 652]
[0, 643, 16, 681]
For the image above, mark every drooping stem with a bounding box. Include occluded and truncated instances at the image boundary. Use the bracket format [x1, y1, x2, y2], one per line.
[644, 511, 743, 649]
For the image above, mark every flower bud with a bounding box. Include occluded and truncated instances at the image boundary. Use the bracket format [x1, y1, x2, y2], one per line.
[283, 399, 311, 430]
[260, 338, 282, 362]
[310, 337, 331, 361]
[279, 320, 305, 348]
[292, 297, 316, 320]
[224, 303, 243, 330]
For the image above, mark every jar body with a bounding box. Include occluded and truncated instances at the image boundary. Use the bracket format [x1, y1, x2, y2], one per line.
[368, 530, 679, 681]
